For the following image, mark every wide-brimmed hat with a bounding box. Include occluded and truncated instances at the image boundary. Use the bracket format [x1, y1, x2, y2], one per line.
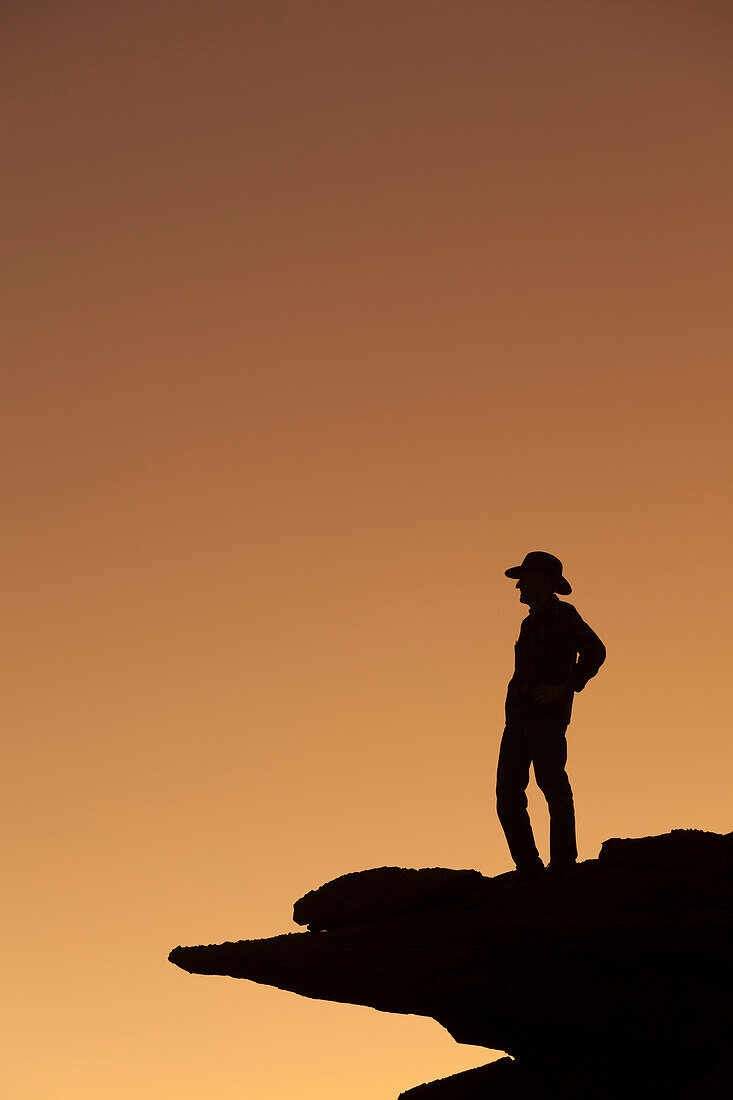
[504, 551, 572, 595]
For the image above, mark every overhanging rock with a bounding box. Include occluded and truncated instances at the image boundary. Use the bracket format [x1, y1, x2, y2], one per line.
[169, 829, 733, 1098]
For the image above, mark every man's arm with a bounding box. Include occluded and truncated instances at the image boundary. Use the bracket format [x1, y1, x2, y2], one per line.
[572, 614, 606, 692]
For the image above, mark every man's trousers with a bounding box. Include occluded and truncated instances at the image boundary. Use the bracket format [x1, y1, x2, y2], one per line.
[496, 715, 577, 870]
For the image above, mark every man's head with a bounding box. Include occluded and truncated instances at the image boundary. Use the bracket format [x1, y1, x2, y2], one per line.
[504, 551, 571, 608]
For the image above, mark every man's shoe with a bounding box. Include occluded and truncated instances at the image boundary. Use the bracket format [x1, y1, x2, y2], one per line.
[546, 859, 578, 875]
[512, 863, 545, 881]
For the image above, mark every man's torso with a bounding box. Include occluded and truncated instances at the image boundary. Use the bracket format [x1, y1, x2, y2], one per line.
[505, 596, 580, 724]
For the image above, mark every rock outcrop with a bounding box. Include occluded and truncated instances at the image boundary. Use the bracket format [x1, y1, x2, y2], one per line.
[169, 829, 733, 1098]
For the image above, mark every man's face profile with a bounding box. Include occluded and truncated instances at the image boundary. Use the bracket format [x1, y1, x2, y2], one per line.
[515, 569, 554, 607]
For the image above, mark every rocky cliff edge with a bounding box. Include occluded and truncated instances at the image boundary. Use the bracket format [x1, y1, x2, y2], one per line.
[169, 829, 733, 1098]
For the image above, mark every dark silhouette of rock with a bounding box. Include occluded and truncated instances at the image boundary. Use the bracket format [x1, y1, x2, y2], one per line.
[169, 828, 733, 1098]
[293, 865, 486, 931]
[398, 1058, 518, 1098]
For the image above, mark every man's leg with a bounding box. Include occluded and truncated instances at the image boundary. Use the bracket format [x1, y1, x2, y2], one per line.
[496, 723, 543, 871]
[529, 719, 577, 866]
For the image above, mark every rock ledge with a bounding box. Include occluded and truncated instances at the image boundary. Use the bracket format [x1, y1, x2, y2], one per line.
[170, 829, 733, 1098]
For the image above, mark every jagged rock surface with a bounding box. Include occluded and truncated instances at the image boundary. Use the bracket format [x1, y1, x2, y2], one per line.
[293, 865, 485, 931]
[170, 829, 733, 1099]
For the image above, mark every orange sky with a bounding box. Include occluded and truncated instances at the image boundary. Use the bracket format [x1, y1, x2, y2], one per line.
[3, 2, 733, 1097]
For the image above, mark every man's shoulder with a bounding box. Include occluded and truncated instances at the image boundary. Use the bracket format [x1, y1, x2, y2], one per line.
[554, 600, 585, 626]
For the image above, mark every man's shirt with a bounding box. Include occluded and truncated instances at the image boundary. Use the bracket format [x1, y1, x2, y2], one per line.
[505, 594, 606, 724]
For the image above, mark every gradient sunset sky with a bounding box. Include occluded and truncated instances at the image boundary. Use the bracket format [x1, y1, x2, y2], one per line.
[4, 2, 733, 1097]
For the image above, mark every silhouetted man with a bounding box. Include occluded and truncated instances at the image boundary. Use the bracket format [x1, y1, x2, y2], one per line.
[497, 551, 606, 877]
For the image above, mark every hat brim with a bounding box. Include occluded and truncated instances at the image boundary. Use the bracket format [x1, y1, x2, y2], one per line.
[504, 566, 572, 595]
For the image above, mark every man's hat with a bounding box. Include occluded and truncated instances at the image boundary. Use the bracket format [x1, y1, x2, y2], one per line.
[504, 551, 572, 595]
